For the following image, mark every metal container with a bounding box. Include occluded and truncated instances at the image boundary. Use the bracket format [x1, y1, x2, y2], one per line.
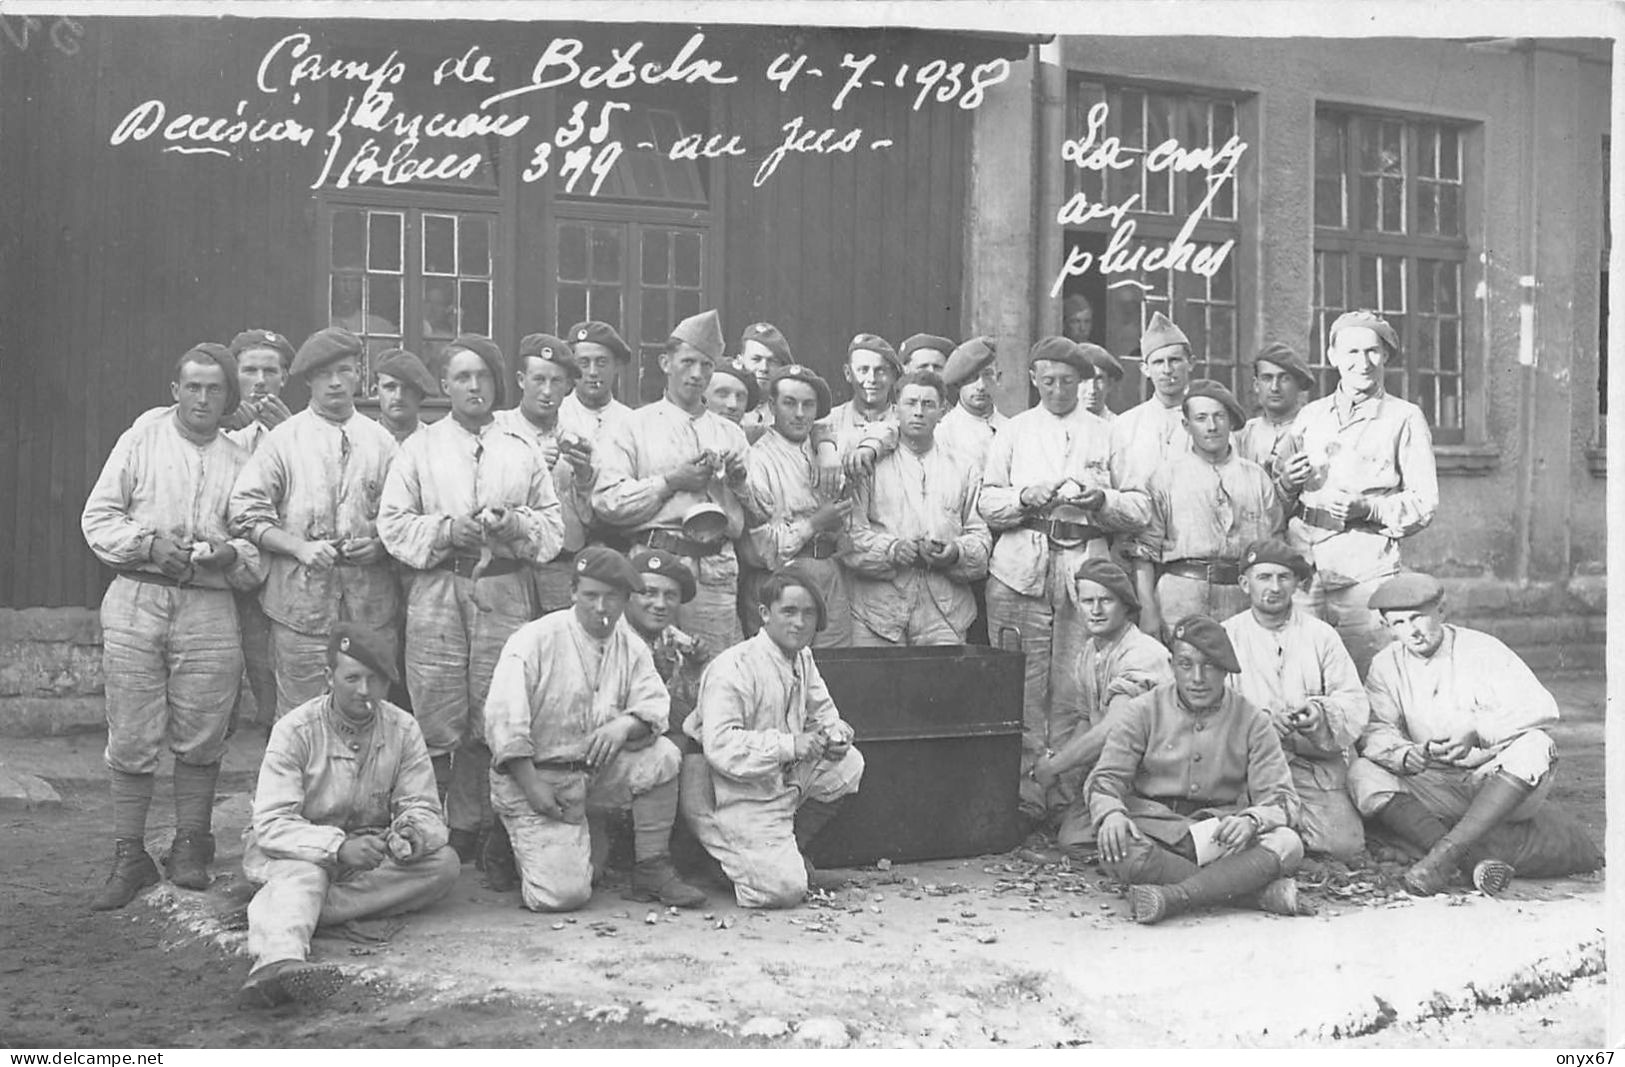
[807, 645, 1025, 867]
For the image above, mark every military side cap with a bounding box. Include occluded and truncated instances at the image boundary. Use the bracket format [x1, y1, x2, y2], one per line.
[1073, 557, 1140, 614]
[518, 333, 581, 380]
[741, 321, 793, 364]
[1028, 336, 1095, 377]
[630, 547, 697, 603]
[329, 622, 397, 684]
[848, 333, 902, 376]
[374, 348, 439, 397]
[709, 360, 760, 410]
[1140, 312, 1191, 360]
[1368, 572, 1444, 613]
[229, 328, 295, 366]
[290, 327, 364, 380]
[942, 337, 997, 387]
[1169, 615, 1241, 674]
[1241, 537, 1313, 581]
[574, 545, 645, 595]
[768, 363, 833, 419]
[178, 342, 242, 415]
[568, 320, 632, 362]
[1076, 342, 1123, 381]
[445, 333, 508, 406]
[900, 333, 956, 364]
[1329, 309, 1401, 355]
[1252, 341, 1316, 393]
[1184, 379, 1247, 429]
[671, 309, 726, 363]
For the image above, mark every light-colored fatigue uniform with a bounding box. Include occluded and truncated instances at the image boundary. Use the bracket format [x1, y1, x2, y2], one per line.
[82, 414, 266, 776]
[1086, 682, 1304, 884]
[1282, 389, 1438, 674]
[741, 402, 773, 445]
[681, 631, 865, 908]
[742, 428, 854, 648]
[978, 404, 1147, 817]
[1223, 608, 1369, 859]
[374, 418, 426, 447]
[484, 613, 679, 912]
[493, 407, 596, 615]
[1234, 412, 1298, 477]
[223, 419, 274, 455]
[559, 393, 632, 448]
[376, 415, 564, 833]
[243, 694, 460, 970]
[934, 404, 1007, 479]
[637, 623, 708, 737]
[593, 399, 751, 652]
[1131, 450, 1282, 636]
[842, 441, 991, 646]
[229, 409, 400, 717]
[1108, 396, 1191, 492]
[813, 399, 897, 461]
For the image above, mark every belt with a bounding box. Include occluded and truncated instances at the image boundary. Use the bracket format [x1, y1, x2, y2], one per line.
[533, 758, 591, 773]
[1295, 504, 1382, 535]
[1161, 558, 1242, 585]
[797, 533, 842, 561]
[436, 555, 527, 580]
[1148, 796, 1215, 818]
[636, 528, 722, 558]
[117, 569, 190, 588]
[1020, 516, 1108, 546]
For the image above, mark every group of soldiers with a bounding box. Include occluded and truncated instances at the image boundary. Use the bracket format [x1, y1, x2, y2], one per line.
[80, 304, 1600, 1009]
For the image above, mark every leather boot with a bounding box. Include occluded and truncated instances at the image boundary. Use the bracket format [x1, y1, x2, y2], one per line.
[1130, 847, 1282, 925]
[238, 959, 347, 1009]
[625, 855, 707, 908]
[1374, 793, 1450, 856]
[1405, 772, 1534, 896]
[1253, 877, 1311, 917]
[480, 821, 519, 893]
[165, 831, 215, 891]
[91, 839, 160, 911]
[794, 798, 847, 892]
[448, 828, 480, 865]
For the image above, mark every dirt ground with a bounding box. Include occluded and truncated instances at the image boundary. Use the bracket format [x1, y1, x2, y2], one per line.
[0, 673, 1607, 1049]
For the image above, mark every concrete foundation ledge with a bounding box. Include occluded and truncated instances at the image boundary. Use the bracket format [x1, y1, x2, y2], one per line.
[0, 696, 106, 737]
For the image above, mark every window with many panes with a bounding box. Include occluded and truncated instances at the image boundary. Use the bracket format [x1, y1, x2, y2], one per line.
[1065, 79, 1248, 401]
[1313, 108, 1472, 443]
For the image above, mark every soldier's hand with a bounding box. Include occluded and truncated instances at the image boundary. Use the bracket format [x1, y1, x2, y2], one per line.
[450, 516, 485, 551]
[1281, 451, 1314, 487]
[523, 777, 570, 822]
[1289, 702, 1324, 734]
[585, 716, 638, 770]
[294, 538, 340, 570]
[1032, 756, 1060, 793]
[810, 499, 852, 532]
[482, 507, 524, 542]
[561, 440, 594, 479]
[922, 538, 960, 568]
[1325, 496, 1359, 524]
[1098, 812, 1144, 865]
[1269, 705, 1298, 739]
[889, 538, 921, 566]
[1435, 728, 1479, 765]
[1019, 480, 1061, 509]
[1216, 814, 1259, 853]
[338, 834, 387, 870]
[1399, 745, 1429, 775]
[1074, 486, 1106, 510]
[722, 450, 749, 487]
[257, 394, 293, 429]
[537, 437, 561, 470]
[843, 444, 879, 480]
[621, 720, 657, 752]
[340, 537, 386, 566]
[664, 458, 713, 494]
[812, 448, 844, 494]
[149, 536, 192, 578]
[191, 539, 238, 570]
[792, 731, 828, 762]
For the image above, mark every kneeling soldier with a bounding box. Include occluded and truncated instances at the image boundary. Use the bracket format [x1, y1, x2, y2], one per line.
[1087, 616, 1306, 924]
[484, 547, 706, 911]
[239, 625, 460, 1008]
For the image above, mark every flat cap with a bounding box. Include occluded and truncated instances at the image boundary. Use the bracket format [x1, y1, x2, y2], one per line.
[290, 327, 364, 380]
[1076, 342, 1123, 381]
[444, 334, 508, 407]
[671, 309, 726, 363]
[1168, 615, 1241, 674]
[573, 545, 645, 596]
[177, 342, 242, 415]
[1073, 557, 1140, 615]
[568, 320, 632, 362]
[229, 329, 295, 367]
[328, 622, 397, 684]
[740, 321, 793, 365]
[942, 337, 998, 387]
[1028, 336, 1095, 377]
[1368, 572, 1445, 613]
[630, 547, 697, 603]
[1252, 341, 1316, 393]
[709, 360, 760, 411]
[1328, 310, 1401, 355]
[518, 333, 581, 380]
[900, 333, 956, 366]
[768, 363, 833, 419]
[374, 348, 439, 397]
[1141, 312, 1191, 360]
[1240, 537, 1314, 582]
[1183, 379, 1247, 429]
[848, 333, 902, 376]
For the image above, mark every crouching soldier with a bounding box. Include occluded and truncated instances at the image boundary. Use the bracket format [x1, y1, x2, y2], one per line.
[1350, 574, 1602, 895]
[483, 547, 707, 911]
[681, 567, 865, 908]
[1087, 616, 1307, 924]
[239, 625, 460, 1008]
[625, 548, 711, 735]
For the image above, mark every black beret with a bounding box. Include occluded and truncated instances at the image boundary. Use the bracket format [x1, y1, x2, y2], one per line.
[518, 333, 581, 380]
[1168, 615, 1241, 674]
[374, 348, 439, 397]
[290, 327, 364, 380]
[1028, 336, 1095, 377]
[1252, 342, 1316, 393]
[1073, 557, 1140, 615]
[444, 334, 508, 406]
[848, 333, 902, 376]
[328, 622, 397, 684]
[1328, 310, 1401, 356]
[740, 321, 793, 365]
[942, 337, 998, 387]
[1183, 379, 1247, 429]
[1240, 537, 1314, 582]
[709, 360, 760, 410]
[229, 329, 295, 367]
[176, 342, 241, 416]
[1076, 343, 1124, 381]
[573, 545, 644, 595]
[630, 547, 697, 603]
[768, 363, 833, 419]
[900, 333, 956, 365]
[567, 320, 632, 362]
[1368, 572, 1445, 613]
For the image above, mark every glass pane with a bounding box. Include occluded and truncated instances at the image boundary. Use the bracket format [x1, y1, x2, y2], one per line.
[673, 288, 702, 324]
[1381, 177, 1404, 233]
[1417, 258, 1437, 311]
[1211, 251, 1234, 299]
[642, 290, 668, 344]
[1315, 116, 1344, 176]
[1357, 255, 1379, 307]
[1358, 121, 1383, 174]
[1381, 257, 1405, 312]
[642, 229, 670, 285]
[460, 218, 491, 277]
[1358, 176, 1379, 233]
[649, 110, 683, 153]
[1418, 184, 1438, 236]
[1208, 307, 1235, 361]
[1183, 308, 1208, 360]
[673, 232, 703, 288]
[1416, 373, 1437, 423]
[330, 274, 363, 325]
[1439, 185, 1460, 237]
[422, 280, 457, 338]
[590, 228, 622, 284]
[558, 224, 587, 282]
[1384, 368, 1406, 399]
[366, 275, 401, 334]
[558, 284, 587, 330]
[1439, 321, 1459, 372]
[1213, 102, 1235, 146]
[368, 213, 402, 272]
[1415, 321, 1437, 368]
[628, 151, 667, 199]
[1439, 261, 1459, 310]
[1440, 376, 1462, 429]
[588, 285, 622, 326]
[1440, 127, 1460, 180]
[1380, 121, 1404, 174]
[460, 280, 490, 335]
[1118, 90, 1145, 149]
[1315, 178, 1344, 228]
[332, 209, 365, 270]
[1418, 127, 1438, 179]
[423, 214, 457, 275]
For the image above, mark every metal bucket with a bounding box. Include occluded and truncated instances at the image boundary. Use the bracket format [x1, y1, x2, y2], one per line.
[808, 645, 1025, 867]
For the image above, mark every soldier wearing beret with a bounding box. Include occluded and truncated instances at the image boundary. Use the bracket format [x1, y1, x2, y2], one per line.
[1127, 379, 1283, 640]
[1087, 615, 1307, 925]
[229, 327, 403, 720]
[1235, 342, 1314, 476]
[1109, 312, 1195, 492]
[1349, 574, 1601, 895]
[935, 336, 1008, 478]
[737, 321, 794, 442]
[81, 343, 267, 909]
[900, 333, 956, 376]
[1275, 311, 1439, 675]
[221, 329, 297, 452]
[377, 334, 565, 878]
[559, 320, 634, 449]
[624, 548, 708, 737]
[239, 625, 459, 1009]
[979, 337, 1149, 839]
[1222, 539, 1369, 861]
[704, 360, 762, 440]
[373, 348, 438, 446]
[483, 546, 707, 910]
[594, 309, 752, 654]
[812, 333, 903, 484]
[1075, 343, 1123, 423]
